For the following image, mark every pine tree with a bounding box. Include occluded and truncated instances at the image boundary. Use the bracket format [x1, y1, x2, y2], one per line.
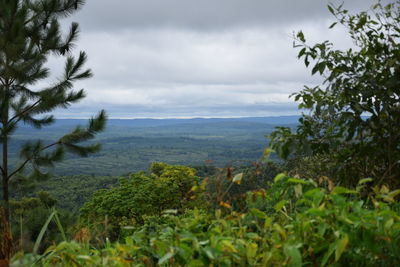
[0, 0, 107, 220]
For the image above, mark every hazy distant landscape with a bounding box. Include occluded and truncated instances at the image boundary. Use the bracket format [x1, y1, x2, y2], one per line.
[12, 116, 299, 176]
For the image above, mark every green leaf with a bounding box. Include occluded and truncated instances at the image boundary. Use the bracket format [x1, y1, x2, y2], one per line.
[335, 234, 348, 261]
[321, 243, 335, 266]
[246, 242, 258, 261]
[304, 55, 310, 67]
[388, 189, 400, 198]
[221, 240, 237, 253]
[178, 243, 193, 259]
[385, 218, 394, 230]
[294, 184, 303, 198]
[328, 5, 335, 15]
[331, 187, 357, 195]
[298, 47, 306, 58]
[261, 147, 274, 163]
[284, 244, 302, 267]
[297, 31, 305, 42]
[358, 178, 373, 185]
[202, 246, 215, 260]
[188, 260, 206, 267]
[306, 208, 325, 217]
[250, 208, 267, 219]
[318, 62, 326, 74]
[274, 173, 287, 183]
[158, 252, 175, 265]
[275, 200, 287, 212]
[312, 64, 319, 75]
[245, 232, 260, 240]
[305, 188, 322, 198]
[288, 178, 307, 184]
[329, 22, 337, 29]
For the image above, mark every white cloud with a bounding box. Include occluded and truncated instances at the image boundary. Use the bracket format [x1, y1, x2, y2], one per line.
[74, 0, 374, 31]
[49, 0, 376, 118]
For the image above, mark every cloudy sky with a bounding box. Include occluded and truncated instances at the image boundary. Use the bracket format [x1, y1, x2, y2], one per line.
[51, 0, 377, 118]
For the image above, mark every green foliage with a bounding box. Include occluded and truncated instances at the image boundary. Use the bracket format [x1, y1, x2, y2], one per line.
[37, 190, 57, 208]
[80, 162, 207, 239]
[13, 174, 400, 266]
[31, 174, 119, 211]
[9, 191, 76, 253]
[206, 161, 283, 210]
[270, 0, 400, 187]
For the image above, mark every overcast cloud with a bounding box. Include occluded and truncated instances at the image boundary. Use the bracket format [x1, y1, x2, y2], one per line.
[49, 0, 379, 118]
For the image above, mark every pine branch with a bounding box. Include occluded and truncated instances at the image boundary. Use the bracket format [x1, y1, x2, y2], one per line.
[9, 110, 106, 180]
[8, 140, 61, 181]
[24, 0, 86, 25]
[8, 99, 41, 124]
[22, 115, 54, 129]
[8, 159, 30, 182]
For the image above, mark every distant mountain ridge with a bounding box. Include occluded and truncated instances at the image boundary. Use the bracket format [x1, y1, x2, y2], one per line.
[19, 115, 301, 129]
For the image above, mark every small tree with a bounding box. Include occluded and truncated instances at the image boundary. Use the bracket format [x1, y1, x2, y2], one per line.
[80, 162, 206, 239]
[270, 1, 400, 187]
[0, 0, 106, 220]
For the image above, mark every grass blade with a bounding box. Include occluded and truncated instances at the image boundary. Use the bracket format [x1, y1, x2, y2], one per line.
[33, 211, 55, 255]
[53, 207, 67, 242]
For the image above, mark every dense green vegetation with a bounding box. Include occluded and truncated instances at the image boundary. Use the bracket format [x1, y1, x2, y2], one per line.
[270, 0, 400, 188]
[11, 174, 400, 266]
[14, 175, 119, 211]
[8, 192, 76, 254]
[80, 162, 207, 239]
[7, 119, 289, 212]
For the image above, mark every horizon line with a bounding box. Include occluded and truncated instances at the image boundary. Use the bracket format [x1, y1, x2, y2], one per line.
[54, 114, 301, 120]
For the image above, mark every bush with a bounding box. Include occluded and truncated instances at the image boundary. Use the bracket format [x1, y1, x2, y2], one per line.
[79, 162, 208, 240]
[14, 174, 400, 266]
[270, 1, 400, 187]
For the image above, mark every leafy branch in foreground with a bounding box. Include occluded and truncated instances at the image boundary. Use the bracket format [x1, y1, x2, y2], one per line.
[270, 0, 400, 187]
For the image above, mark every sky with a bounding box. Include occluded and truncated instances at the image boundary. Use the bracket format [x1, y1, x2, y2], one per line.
[50, 0, 378, 119]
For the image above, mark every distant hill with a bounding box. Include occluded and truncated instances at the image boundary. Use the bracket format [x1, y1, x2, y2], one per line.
[11, 116, 299, 176]
[17, 116, 300, 129]
[103, 115, 300, 128]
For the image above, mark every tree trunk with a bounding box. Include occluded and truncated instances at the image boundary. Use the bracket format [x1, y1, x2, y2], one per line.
[0, 206, 13, 265]
[2, 138, 8, 221]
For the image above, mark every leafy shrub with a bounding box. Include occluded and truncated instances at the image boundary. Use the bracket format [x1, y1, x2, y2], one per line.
[270, 1, 400, 187]
[8, 191, 75, 253]
[80, 162, 207, 240]
[13, 174, 400, 266]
